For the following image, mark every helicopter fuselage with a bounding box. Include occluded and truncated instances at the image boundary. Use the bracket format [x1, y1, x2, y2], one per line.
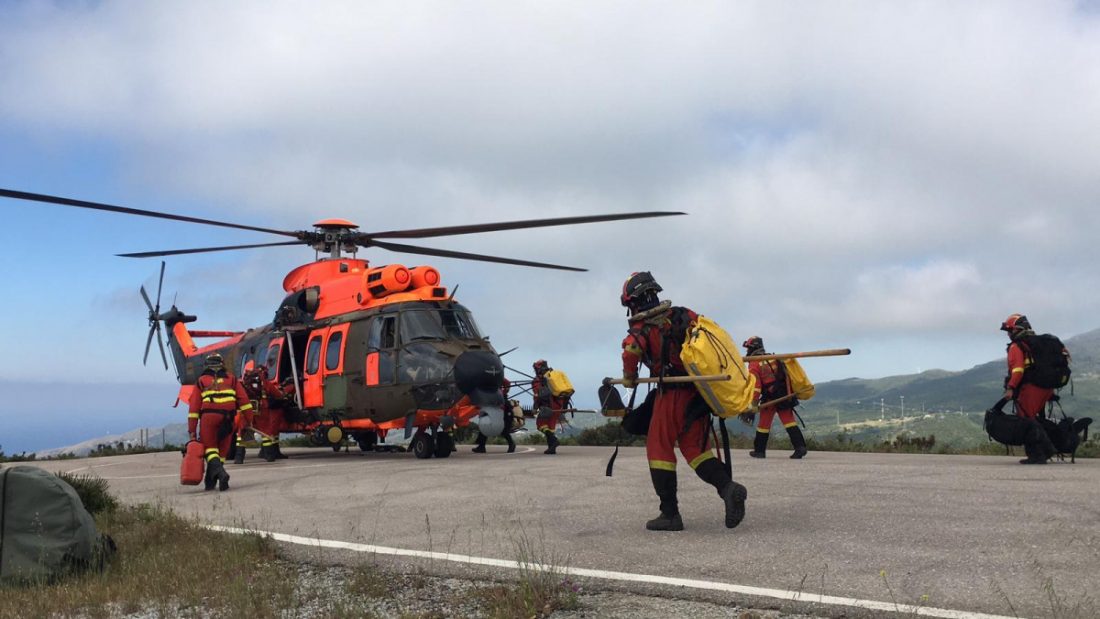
[165, 258, 506, 453]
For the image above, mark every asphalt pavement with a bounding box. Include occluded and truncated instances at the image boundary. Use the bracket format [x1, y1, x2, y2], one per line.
[29, 445, 1100, 618]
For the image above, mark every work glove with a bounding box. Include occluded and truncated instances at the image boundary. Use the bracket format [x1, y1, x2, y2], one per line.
[751, 400, 761, 414]
[737, 412, 755, 426]
[1001, 388, 1015, 402]
[622, 375, 637, 389]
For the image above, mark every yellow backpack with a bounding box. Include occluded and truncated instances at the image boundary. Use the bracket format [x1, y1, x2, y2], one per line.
[545, 369, 575, 399]
[783, 358, 815, 401]
[679, 315, 755, 418]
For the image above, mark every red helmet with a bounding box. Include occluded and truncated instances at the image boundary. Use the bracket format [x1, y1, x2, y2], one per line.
[1000, 314, 1031, 333]
[742, 336, 764, 354]
[620, 271, 662, 310]
[533, 359, 549, 373]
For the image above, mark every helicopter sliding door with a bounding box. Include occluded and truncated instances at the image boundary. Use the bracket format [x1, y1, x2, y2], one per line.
[364, 315, 397, 387]
[321, 323, 351, 411]
[302, 331, 325, 408]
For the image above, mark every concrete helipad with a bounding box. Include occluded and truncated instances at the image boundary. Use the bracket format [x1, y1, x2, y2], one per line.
[28, 445, 1100, 617]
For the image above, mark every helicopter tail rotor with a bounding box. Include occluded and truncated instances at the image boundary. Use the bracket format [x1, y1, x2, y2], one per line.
[141, 261, 170, 370]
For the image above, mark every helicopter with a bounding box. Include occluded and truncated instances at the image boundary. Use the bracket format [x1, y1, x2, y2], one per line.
[0, 187, 682, 459]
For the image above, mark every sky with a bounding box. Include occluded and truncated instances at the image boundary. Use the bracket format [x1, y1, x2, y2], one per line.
[1, 1, 1099, 452]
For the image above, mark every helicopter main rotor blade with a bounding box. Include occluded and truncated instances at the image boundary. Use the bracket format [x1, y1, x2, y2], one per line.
[117, 241, 304, 258]
[368, 239, 587, 272]
[0, 187, 299, 238]
[362, 211, 686, 240]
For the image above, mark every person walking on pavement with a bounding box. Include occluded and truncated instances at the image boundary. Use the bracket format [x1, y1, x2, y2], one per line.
[188, 353, 253, 491]
[1001, 314, 1059, 464]
[532, 360, 564, 455]
[620, 271, 747, 532]
[742, 336, 808, 459]
[473, 377, 517, 453]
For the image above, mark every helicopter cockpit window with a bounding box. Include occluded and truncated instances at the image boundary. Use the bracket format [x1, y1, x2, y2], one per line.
[399, 309, 481, 343]
[305, 337, 322, 375]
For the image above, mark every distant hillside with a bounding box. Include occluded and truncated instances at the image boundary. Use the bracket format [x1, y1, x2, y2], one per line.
[798, 328, 1100, 448]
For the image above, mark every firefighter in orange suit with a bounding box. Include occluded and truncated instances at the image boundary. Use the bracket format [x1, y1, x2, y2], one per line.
[240, 365, 294, 463]
[532, 360, 564, 455]
[188, 353, 253, 491]
[1001, 313, 1057, 464]
[620, 271, 747, 532]
[743, 336, 808, 459]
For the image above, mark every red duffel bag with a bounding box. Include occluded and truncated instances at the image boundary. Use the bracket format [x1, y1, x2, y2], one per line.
[180, 440, 205, 486]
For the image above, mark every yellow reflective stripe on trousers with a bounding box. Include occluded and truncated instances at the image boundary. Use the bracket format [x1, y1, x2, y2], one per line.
[1012, 368, 1025, 373]
[188, 413, 199, 419]
[688, 452, 714, 469]
[238, 403, 254, 412]
[648, 459, 676, 471]
[757, 427, 771, 434]
[783, 421, 798, 428]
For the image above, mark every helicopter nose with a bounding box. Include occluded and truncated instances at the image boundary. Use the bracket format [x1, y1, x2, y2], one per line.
[454, 350, 506, 436]
[453, 350, 505, 394]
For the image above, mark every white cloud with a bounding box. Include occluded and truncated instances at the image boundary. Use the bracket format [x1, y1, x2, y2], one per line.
[1, 1, 1099, 383]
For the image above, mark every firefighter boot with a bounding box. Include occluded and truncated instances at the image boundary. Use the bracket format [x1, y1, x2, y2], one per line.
[544, 432, 559, 455]
[645, 469, 683, 531]
[787, 426, 808, 459]
[273, 442, 289, 459]
[206, 459, 231, 494]
[505, 433, 516, 453]
[694, 458, 747, 529]
[260, 443, 276, 462]
[749, 431, 768, 458]
[203, 460, 217, 491]
[233, 445, 246, 465]
[472, 434, 487, 453]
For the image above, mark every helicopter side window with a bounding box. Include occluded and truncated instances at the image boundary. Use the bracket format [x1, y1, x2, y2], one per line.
[380, 317, 397, 349]
[305, 337, 322, 375]
[266, 342, 282, 377]
[325, 331, 344, 372]
[239, 351, 254, 375]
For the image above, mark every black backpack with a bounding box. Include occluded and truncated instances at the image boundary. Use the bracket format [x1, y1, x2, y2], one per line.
[1020, 334, 1071, 389]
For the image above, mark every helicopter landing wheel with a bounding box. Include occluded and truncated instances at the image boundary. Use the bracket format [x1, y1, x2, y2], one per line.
[411, 432, 435, 459]
[354, 431, 378, 452]
[434, 433, 454, 458]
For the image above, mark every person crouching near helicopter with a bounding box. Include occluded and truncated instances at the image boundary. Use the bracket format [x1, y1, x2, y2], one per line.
[241, 365, 295, 462]
[620, 271, 747, 532]
[742, 336, 808, 459]
[532, 360, 565, 455]
[188, 353, 253, 491]
[473, 377, 517, 453]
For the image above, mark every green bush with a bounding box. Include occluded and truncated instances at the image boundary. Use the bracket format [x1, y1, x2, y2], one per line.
[55, 472, 119, 515]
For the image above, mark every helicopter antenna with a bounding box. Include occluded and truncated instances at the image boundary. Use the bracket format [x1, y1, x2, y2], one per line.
[448, 285, 459, 302]
[497, 346, 518, 357]
[139, 261, 169, 370]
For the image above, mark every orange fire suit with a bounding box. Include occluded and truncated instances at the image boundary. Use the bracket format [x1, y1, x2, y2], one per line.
[251, 379, 294, 453]
[622, 307, 716, 473]
[188, 371, 253, 465]
[748, 359, 797, 433]
[1005, 341, 1054, 420]
[533, 375, 566, 434]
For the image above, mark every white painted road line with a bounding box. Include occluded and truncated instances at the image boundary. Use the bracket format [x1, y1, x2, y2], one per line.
[204, 525, 1019, 619]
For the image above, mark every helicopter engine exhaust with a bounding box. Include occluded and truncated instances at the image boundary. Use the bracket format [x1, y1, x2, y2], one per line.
[453, 350, 506, 437]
